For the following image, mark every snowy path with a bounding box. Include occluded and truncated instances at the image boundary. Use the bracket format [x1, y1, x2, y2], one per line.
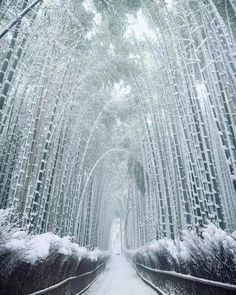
[85, 255, 157, 295]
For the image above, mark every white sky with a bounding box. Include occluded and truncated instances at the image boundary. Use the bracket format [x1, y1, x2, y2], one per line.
[125, 10, 156, 41]
[111, 81, 131, 104]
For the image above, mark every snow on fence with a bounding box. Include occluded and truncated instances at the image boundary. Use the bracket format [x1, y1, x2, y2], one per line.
[29, 262, 106, 295]
[127, 224, 236, 295]
[0, 210, 109, 294]
[0, 236, 109, 295]
[134, 263, 236, 295]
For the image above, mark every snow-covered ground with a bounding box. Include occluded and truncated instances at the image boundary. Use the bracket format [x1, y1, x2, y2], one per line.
[85, 218, 156, 294]
[84, 254, 156, 295]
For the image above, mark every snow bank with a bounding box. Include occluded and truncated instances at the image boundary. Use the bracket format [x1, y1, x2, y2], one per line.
[4, 232, 89, 264]
[0, 209, 110, 294]
[0, 209, 107, 264]
[129, 224, 236, 284]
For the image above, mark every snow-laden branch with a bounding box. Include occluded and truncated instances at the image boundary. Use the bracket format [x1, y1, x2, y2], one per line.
[0, 0, 43, 40]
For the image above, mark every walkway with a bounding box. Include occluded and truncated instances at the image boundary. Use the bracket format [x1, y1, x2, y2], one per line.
[85, 254, 156, 295]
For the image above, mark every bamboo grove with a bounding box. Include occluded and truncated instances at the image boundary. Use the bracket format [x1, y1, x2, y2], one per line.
[0, 0, 236, 250]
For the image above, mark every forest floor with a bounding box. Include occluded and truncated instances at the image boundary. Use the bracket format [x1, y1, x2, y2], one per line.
[85, 254, 156, 295]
